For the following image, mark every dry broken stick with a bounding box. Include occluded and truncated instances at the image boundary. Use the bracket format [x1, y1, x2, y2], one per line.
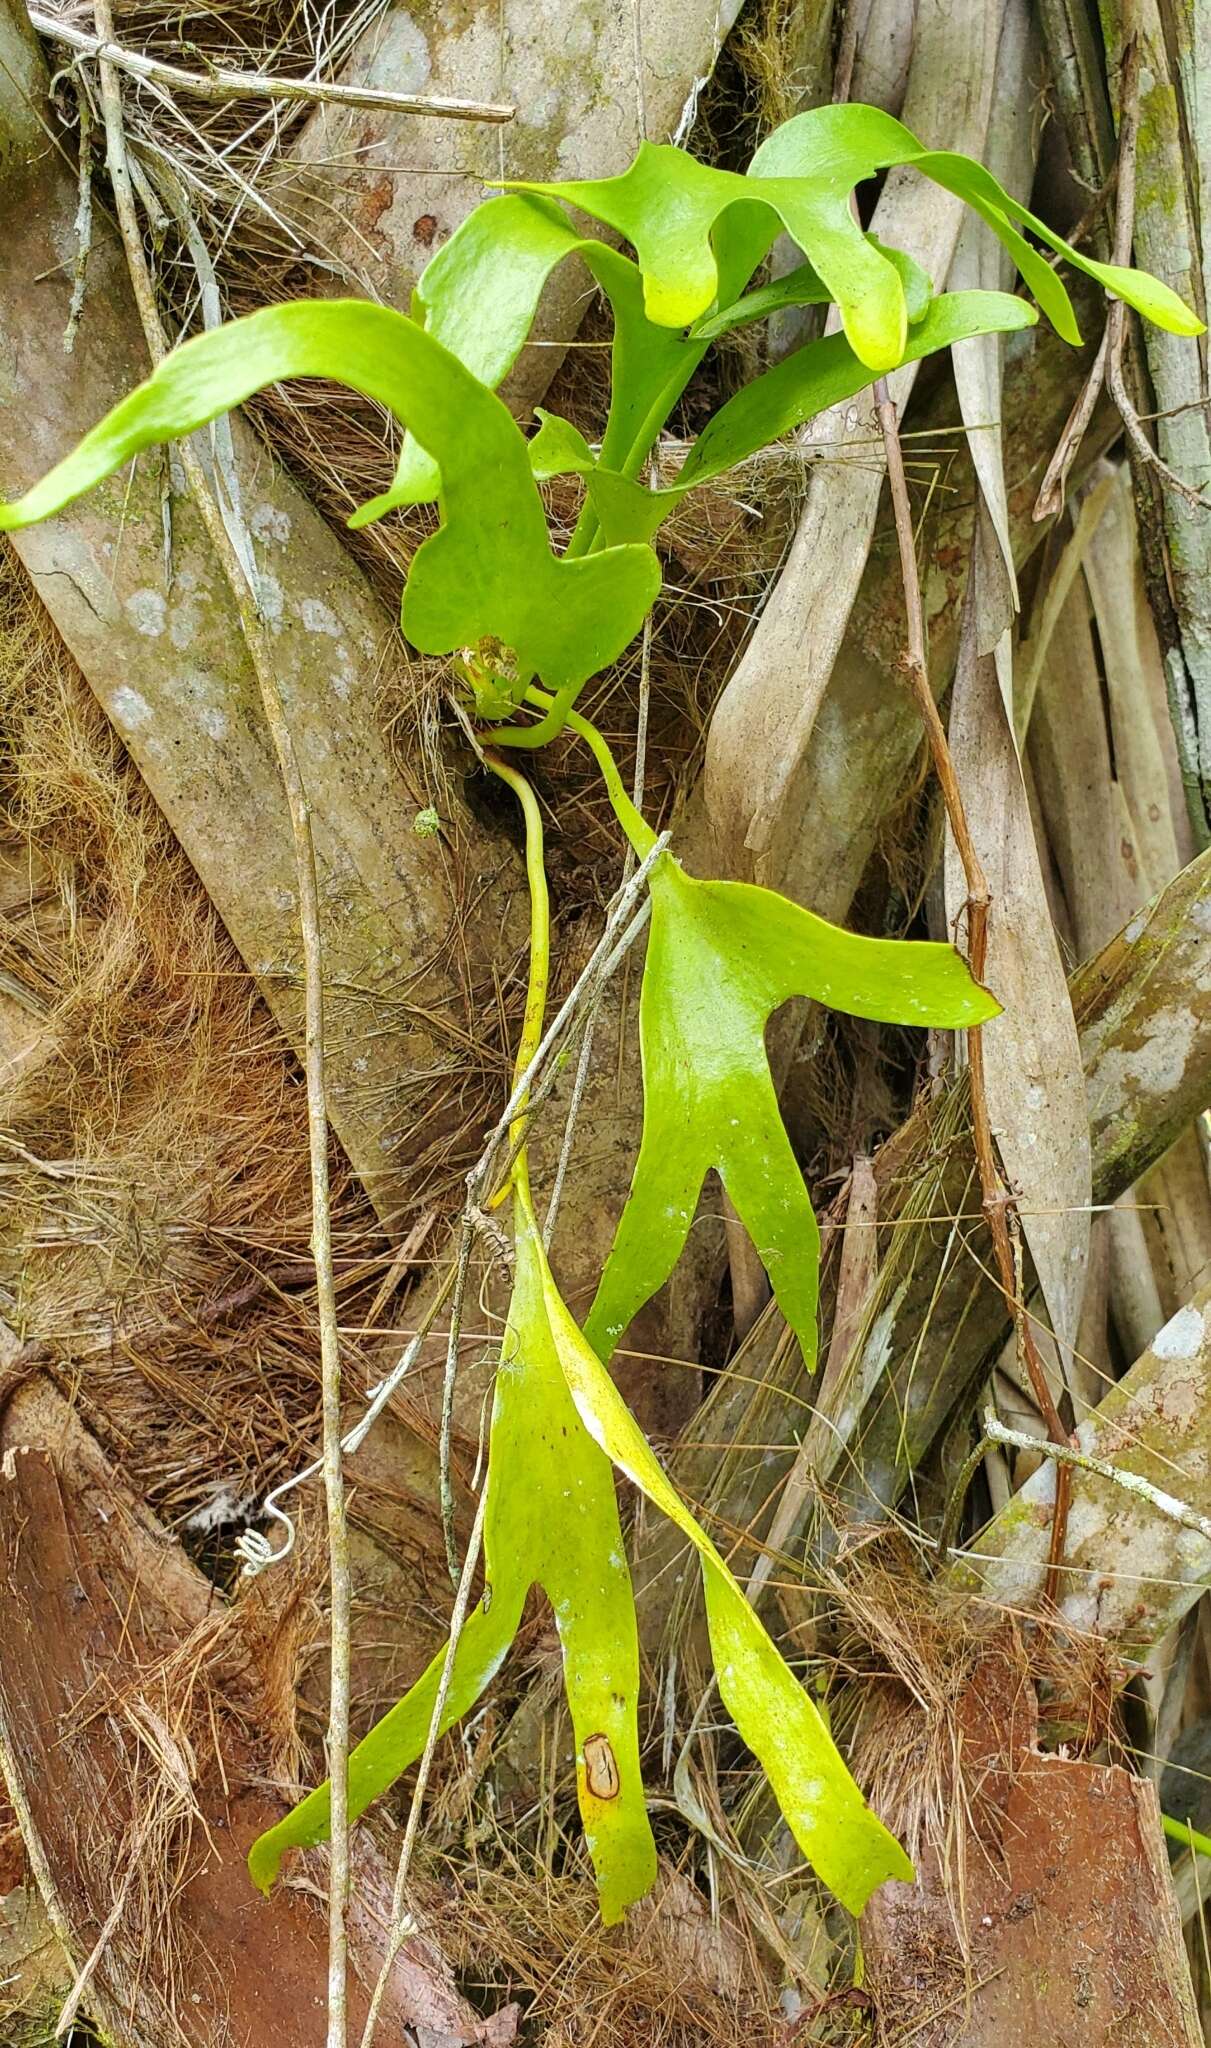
[30, 10, 515, 123]
[359, 1481, 491, 2048]
[89, 7, 351, 2038]
[873, 373, 1074, 1603]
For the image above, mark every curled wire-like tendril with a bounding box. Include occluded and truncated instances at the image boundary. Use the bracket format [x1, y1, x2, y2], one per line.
[234, 1329, 426, 1576]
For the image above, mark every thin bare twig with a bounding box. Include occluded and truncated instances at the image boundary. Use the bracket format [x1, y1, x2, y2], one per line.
[438, 1214, 477, 1587]
[91, 9, 351, 2035]
[874, 374, 1073, 1603]
[32, 10, 514, 124]
[1035, 27, 1209, 518]
[358, 1479, 490, 2048]
[545, 641, 655, 1248]
[981, 1410, 1211, 1545]
[1033, 327, 1109, 521]
[62, 84, 93, 354]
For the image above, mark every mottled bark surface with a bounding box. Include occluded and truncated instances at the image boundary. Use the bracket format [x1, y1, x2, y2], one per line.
[960, 1280, 1211, 1649]
[1099, 0, 1211, 847]
[842, 841, 1211, 1518]
[863, 1646, 1202, 2046]
[0, 1376, 514, 2048]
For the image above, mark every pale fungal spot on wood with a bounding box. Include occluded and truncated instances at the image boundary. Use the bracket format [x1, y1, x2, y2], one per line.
[1098, 1005, 1199, 1104]
[250, 502, 291, 546]
[300, 596, 342, 638]
[124, 587, 166, 637]
[1152, 1302, 1205, 1362]
[583, 1732, 621, 1800]
[109, 683, 154, 730]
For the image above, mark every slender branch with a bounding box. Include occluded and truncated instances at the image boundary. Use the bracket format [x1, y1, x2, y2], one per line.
[474, 830, 666, 1187]
[438, 1213, 477, 1588]
[873, 373, 1073, 1602]
[90, 8, 351, 2036]
[544, 661, 656, 1244]
[1035, 26, 1209, 518]
[1033, 327, 1110, 520]
[32, 10, 514, 124]
[62, 86, 93, 355]
[358, 1482, 490, 2048]
[980, 1411, 1211, 1546]
[543, 1011, 600, 1247]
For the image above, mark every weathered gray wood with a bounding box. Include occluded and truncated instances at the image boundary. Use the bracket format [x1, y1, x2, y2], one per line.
[702, 0, 1003, 880]
[961, 1279, 1211, 1653]
[1100, 0, 1211, 846]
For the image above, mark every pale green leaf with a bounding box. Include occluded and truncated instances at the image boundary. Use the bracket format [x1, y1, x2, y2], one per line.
[585, 855, 1000, 1367]
[509, 103, 1201, 371]
[540, 1259, 914, 1915]
[585, 291, 1036, 547]
[250, 1191, 656, 1924]
[690, 236, 934, 343]
[529, 408, 599, 480]
[0, 299, 660, 701]
[368, 191, 718, 513]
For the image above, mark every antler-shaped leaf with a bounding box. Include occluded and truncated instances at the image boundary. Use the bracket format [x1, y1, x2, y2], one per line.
[507, 102, 1201, 372]
[0, 300, 659, 698]
[689, 235, 933, 343]
[364, 194, 691, 513]
[585, 852, 999, 1368]
[546, 289, 1036, 547]
[250, 1186, 657, 1925]
[539, 1256, 914, 1914]
[250, 1179, 913, 1920]
[370, 190, 943, 514]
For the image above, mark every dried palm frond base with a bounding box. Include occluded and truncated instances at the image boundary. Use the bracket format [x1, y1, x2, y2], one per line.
[0, 1374, 521, 2048]
[428, 1849, 796, 2048]
[856, 1624, 1201, 2045]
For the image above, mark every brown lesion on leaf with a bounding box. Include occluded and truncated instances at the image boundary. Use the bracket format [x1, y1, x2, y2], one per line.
[583, 1733, 620, 1801]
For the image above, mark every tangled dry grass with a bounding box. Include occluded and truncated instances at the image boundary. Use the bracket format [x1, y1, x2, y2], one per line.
[0, 544, 393, 1532]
